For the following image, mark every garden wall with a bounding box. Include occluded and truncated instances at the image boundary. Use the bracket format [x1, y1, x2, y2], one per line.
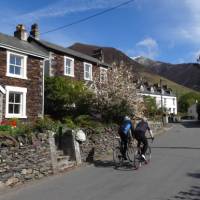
[80, 122, 163, 162]
[0, 135, 53, 188]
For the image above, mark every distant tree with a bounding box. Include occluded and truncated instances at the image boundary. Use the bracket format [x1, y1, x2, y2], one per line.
[143, 96, 158, 117]
[178, 92, 200, 113]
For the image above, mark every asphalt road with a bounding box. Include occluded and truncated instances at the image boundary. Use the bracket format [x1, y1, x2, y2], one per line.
[0, 122, 200, 200]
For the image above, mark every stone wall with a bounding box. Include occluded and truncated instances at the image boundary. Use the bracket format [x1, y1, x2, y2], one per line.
[49, 51, 101, 82]
[0, 136, 53, 188]
[79, 127, 118, 162]
[79, 122, 163, 162]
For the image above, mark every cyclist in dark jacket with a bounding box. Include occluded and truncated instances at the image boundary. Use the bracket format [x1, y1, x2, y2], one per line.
[134, 117, 154, 160]
[118, 116, 134, 160]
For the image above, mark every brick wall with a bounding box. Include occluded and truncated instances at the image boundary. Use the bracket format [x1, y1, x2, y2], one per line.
[0, 48, 43, 121]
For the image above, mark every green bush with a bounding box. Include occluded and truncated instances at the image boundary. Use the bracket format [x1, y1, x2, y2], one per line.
[100, 99, 133, 124]
[44, 76, 94, 119]
[62, 117, 77, 129]
[0, 125, 12, 132]
[34, 116, 60, 133]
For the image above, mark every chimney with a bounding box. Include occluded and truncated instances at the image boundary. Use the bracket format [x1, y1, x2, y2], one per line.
[30, 23, 40, 40]
[14, 24, 28, 41]
[92, 48, 104, 62]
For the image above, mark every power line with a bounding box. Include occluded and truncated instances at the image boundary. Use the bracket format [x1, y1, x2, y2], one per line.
[41, 0, 135, 35]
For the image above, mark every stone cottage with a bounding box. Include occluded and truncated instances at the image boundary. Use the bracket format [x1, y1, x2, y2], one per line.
[29, 24, 110, 82]
[0, 24, 48, 121]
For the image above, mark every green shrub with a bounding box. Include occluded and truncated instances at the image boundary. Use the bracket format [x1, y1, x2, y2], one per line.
[101, 99, 133, 124]
[0, 125, 12, 132]
[34, 116, 60, 133]
[44, 76, 94, 119]
[74, 115, 94, 127]
[62, 117, 77, 129]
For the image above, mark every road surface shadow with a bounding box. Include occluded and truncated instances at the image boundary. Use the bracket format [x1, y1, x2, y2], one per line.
[93, 159, 135, 171]
[152, 146, 200, 150]
[167, 171, 200, 200]
[180, 121, 200, 128]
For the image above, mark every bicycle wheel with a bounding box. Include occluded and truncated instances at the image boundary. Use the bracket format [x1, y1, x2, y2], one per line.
[145, 146, 151, 163]
[113, 147, 123, 168]
[126, 143, 135, 162]
[133, 147, 141, 169]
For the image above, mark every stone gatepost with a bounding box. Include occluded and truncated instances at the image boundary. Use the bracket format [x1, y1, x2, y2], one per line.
[72, 130, 82, 165]
[48, 130, 58, 174]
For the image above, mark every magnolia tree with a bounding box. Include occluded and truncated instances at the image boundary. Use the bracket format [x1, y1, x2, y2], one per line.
[87, 62, 145, 122]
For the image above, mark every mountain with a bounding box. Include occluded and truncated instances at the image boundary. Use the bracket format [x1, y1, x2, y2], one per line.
[69, 43, 200, 96]
[135, 56, 200, 92]
[69, 43, 145, 71]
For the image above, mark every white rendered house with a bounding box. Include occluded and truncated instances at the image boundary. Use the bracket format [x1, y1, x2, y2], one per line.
[138, 84, 177, 115]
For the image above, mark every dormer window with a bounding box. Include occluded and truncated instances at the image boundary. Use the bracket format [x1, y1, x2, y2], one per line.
[64, 56, 74, 77]
[7, 51, 27, 79]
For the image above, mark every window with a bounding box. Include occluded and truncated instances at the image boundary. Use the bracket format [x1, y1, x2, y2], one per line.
[5, 86, 27, 118]
[173, 98, 175, 106]
[84, 62, 92, 81]
[173, 108, 176, 114]
[164, 98, 167, 106]
[64, 56, 74, 77]
[100, 67, 108, 83]
[7, 51, 27, 79]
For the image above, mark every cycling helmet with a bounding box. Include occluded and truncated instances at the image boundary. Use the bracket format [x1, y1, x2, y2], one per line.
[124, 116, 131, 121]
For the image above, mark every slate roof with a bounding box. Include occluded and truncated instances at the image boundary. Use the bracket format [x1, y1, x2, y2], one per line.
[30, 38, 110, 68]
[138, 84, 176, 97]
[0, 32, 48, 58]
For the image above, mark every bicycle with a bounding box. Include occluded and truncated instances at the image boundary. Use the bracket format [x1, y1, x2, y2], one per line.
[113, 135, 136, 168]
[133, 137, 153, 169]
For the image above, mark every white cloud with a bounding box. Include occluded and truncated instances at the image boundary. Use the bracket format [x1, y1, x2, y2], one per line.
[12, 0, 127, 24]
[170, 0, 200, 43]
[133, 37, 159, 59]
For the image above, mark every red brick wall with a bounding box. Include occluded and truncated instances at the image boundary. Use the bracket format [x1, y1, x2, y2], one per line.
[0, 48, 43, 121]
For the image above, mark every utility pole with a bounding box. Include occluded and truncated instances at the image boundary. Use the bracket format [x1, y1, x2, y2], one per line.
[160, 79, 164, 125]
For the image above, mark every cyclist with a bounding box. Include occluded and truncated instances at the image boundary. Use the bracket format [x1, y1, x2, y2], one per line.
[134, 117, 154, 161]
[118, 115, 134, 160]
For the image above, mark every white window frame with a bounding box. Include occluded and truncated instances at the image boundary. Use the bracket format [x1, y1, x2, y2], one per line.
[64, 56, 74, 77]
[84, 62, 92, 81]
[100, 67, 108, 83]
[5, 86, 27, 118]
[6, 51, 27, 79]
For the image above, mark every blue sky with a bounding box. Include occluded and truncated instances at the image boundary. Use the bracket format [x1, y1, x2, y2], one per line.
[0, 0, 200, 64]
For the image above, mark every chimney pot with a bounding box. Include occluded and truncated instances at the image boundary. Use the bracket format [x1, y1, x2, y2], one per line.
[14, 24, 28, 41]
[30, 23, 40, 40]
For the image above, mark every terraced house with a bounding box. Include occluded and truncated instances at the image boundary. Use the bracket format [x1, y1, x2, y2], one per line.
[0, 25, 48, 121]
[0, 24, 110, 122]
[29, 24, 109, 82]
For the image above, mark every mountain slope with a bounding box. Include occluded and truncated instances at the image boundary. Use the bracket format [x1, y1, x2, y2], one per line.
[69, 43, 200, 96]
[69, 43, 145, 71]
[135, 56, 200, 92]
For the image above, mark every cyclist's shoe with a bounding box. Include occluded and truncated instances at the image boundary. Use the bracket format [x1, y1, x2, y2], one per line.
[141, 154, 146, 161]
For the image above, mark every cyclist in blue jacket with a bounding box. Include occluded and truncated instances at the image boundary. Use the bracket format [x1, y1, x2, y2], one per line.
[118, 115, 134, 160]
[134, 117, 154, 161]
